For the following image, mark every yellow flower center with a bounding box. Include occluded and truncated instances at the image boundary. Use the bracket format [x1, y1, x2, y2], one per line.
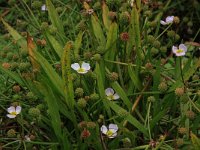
[106, 130, 114, 137]
[10, 112, 17, 115]
[176, 49, 184, 53]
[107, 95, 114, 100]
[77, 68, 85, 73]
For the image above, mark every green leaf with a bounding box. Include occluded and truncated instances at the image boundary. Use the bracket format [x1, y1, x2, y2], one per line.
[191, 132, 200, 150]
[111, 82, 132, 109]
[91, 15, 106, 45]
[95, 62, 111, 117]
[102, 1, 111, 31]
[128, 65, 142, 90]
[45, 31, 63, 58]
[74, 31, 84, 58]
[1, 18, 27, 50]
[108, 101, 148, 136]
[0, 66, 24, 86]
[46, 0, 64, 35]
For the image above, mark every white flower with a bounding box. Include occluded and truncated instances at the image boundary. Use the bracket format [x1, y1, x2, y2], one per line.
[129, 0, 134, 7]
[25, 135, 31, 141]
[105, 88, 119, 100]
[41, 4, 47, 11]
[101, 124, 118, 138]
[71, 62, 90, 74]
[172, 44, 187, 56]
[160, 16, 174, 25]
[7, 106, 21, 118]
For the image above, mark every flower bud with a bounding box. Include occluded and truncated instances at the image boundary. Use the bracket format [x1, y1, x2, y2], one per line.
[186, 110, 195, 119]
[77, 98, 87, 108]
[147, 96, 156, 102]
[108, 11, 117, 21]
[75, 88, 84, 97]
[28, 108, 41, 118]
[173, 16, 180, 24]
[160, 46, 167, 53]
[119, 12, 130, 24]
[90, 93, 100, 101]
[7, 129, 16, 137]
[187, 21, 193, 27]
[151, 47, 159, 55]
[26, 92, 37, 102]
[92, 54, 101, 61]
[49, 25, 57, 34]
[176, 138, 184, 146]
[167, 30, 175, 38]
[13, 85, 21, 93]
[41, 22, 49, 30]
[145, 62, 153, 70]
[107, 72, 119, 81]
[120, 32, 129, 41]
[178, 127, 187, 134]
[32, 1, 42, 9]
[2, 62, 11, 69]
[175, 34, 180, 41]
[147, 35, 155, 44]
[158, 82, 168, 92]
[153, 40, 161, 48]
[175, 87, 184, 97]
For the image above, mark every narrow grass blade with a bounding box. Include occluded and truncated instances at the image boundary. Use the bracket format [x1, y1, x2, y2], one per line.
[102, 1, 111, 31]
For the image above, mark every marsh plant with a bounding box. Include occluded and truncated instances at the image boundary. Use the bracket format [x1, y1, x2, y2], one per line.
[0, 0, 200, 149]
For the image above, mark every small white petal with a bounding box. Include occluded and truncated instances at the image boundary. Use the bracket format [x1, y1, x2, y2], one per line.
[166, 16, 174, 23]
[113, 93, 120, 100]
[172, 46, 178, 54]
[105, 88, 114, 96]
[7, 106, 15, 113]
[109, 132, 117, 138]
[15, 106, 21, 114]
[101, 125, 108, 135]
[160, 20, 167, 25]
[71, 63, 80, 71]
[109, 124, 118, 132]
[179, 44, 187, 52]
[41, 4, 47, 11]
[7, 114, 16, 118]
[175, 52, 185, 57]
[81, 62, 90, 71]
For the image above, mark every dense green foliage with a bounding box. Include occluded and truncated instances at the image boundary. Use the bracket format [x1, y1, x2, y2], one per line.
[0, 0, 200, 149]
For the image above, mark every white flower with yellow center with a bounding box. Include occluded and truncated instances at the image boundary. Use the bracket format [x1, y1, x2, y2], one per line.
[160, 16, 174, 25]
[172, 44, 187, 56]
[71, 62, 90, 74]
[7, 106, 21, 118]
[105, 88, 119, 100]
[101, 124, 118, 138]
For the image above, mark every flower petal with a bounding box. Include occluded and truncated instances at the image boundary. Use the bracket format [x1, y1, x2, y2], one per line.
[108, 124, 118, 132]
[166, 16, 174, 23]
[7, 114, 16, 118]
[179, 44, 187, 52]
[81, 62, 90, 71]
[105, 88, 114, 96]
[15, 106, 21, 114]
[101, 125, 108, 135]
[175, 51, 185, 57]
[172, 46, 178, 54]
[71, 63, 80, 71]
[7, 106, 15, 113]
[41, 4, 47, 11]
[113, 93, 120, 100]
[109, 132, 117, 138]
[160, 20, 167, 25]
